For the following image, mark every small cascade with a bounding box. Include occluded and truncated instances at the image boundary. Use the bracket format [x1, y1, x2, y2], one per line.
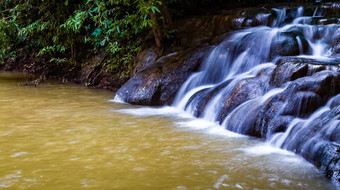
[269, 95, 340, 179]
[172, 27, 279, 108]
[114, 2, 340, 181]
[170, 3, 340, 180]
[270, 95, 340, 150]
[173, 4, 340, 123]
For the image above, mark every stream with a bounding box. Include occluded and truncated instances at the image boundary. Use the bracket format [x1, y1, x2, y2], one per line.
[0, 72, 338, 189]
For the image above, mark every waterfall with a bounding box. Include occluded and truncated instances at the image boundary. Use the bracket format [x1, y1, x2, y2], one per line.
[173, 5, 339, 123]
[171, 4, 340, 174]
[114, 3, 340, 181]
[270, 95, 340, 150]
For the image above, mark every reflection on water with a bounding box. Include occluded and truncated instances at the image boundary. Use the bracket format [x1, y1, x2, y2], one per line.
[0, 72, 337, 189]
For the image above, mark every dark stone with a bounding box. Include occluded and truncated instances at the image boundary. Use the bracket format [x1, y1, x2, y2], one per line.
[184, 87, 213, 117]
[280, 105, 340, 181]
[115, 47, 210, 105]
[133, 47, 158, 75]
[216, 69, 271, 124]
[271, 58, 309, 87]
[330, 43, 340, 57]
[185, 79, 234, 118]
[246, 70, 340, 138]
[271, 57, 340, 87]
[270, 32, 299, 57]
[280, 70, 340, 117]
[267, 116, 294, 136]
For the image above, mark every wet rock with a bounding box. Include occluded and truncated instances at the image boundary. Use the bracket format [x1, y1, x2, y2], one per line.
[115, 48, 210, 105]
[266, 115, 294, 136]
[329, 43, 340, 57]
[133, 47, 158, 75]
[271, 57, 340, 87]
[313, 17, 340, 25]
[216, 70, 271, 123]
[271, 58, 309, 87]
[270, 32, 299, 57]
[247, 70, 340, 138]
[316, 143, 340, 182]
[278, 104, 340, 181]
[184, 87, 217, 117]
[280, 70, 340, 117]
[174, 8, 272, 48]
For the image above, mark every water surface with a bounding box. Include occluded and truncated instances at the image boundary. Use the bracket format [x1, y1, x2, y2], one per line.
[0, 72, 337, 189]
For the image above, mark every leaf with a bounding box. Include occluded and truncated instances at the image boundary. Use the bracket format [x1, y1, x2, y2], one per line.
[151, 6, 160, 14]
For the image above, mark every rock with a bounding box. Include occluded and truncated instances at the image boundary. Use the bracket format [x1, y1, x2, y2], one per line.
[266, 115, 294, 136]
[115, 47, 210, 105]
[271, 58, 309, 87]
[133, 47, 158, 75]
[279, 105, 340, 181]
[329, 43, 340, 57]
[174, 8, 272, 48]
[253, 70, 340, 139]
[271, 57, 340, 87]
[215, 69, 271, 123]
[222, 69, 339, 138]
[313, 17, 340, 25]
[270, 32, 299, 57]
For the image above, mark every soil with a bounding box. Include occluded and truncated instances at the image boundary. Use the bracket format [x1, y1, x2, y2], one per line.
[0, 50, 129, 92]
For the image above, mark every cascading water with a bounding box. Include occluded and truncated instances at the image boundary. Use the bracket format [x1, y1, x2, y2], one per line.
[173, 5, 339, 120]
[171, 4, 340, 180]
[114, 3, 340, 182]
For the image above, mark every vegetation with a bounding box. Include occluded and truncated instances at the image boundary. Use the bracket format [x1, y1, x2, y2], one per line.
[0, 0, 175, 73]
[0, 0, 312, 77]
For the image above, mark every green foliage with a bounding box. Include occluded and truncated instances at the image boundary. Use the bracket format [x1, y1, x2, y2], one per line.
[0, 0, 167, 71]
[0, 0, 294, 70]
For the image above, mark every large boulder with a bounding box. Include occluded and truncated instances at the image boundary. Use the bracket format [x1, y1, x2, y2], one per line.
[215, 68, 272, 123]
[270, 32, 300, 57]
[114, 47, 210, 105]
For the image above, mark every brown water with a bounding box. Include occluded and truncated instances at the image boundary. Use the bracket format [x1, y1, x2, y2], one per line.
[0, 72, 338, 190]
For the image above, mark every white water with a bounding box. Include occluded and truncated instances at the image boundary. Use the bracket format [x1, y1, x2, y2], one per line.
[113, 4, 340, 184]
[170, 4, 339, 133]
[270, 94, 340, 150]
[114, 4, 340, 148]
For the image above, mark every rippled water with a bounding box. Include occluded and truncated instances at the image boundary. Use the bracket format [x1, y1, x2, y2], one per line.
[0, 72, 337, 189]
